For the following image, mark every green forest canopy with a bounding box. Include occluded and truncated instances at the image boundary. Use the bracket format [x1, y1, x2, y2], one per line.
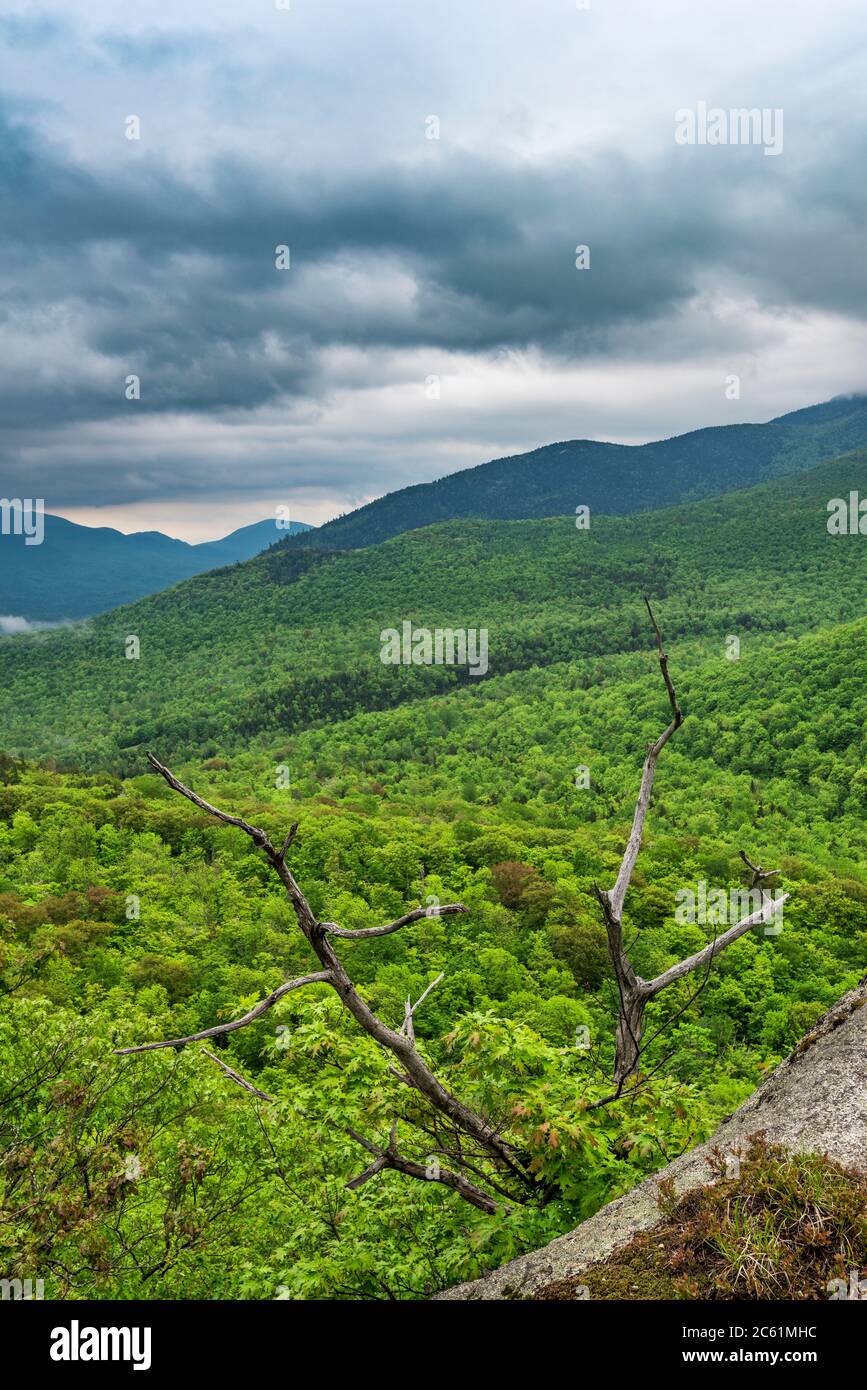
[0, 449, 865, 1298]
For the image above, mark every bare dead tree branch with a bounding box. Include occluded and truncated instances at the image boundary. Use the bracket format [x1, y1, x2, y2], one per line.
[400, 1110, 525, 1204]
[644, 890, 787, 998]
[399, 973, 444, 1041]
[276, 824, 299, 863]
[114, 972, 334, 1053]
[591, 600, 789, 1093]
[639, 925, 722, 1051]
[738, 849, 781, 889]
[320, 907, 467, 939]
[345, 1155, 388, 1190]
[345, 1125, 501, 1215]
[402, 1000, 415, 1047]
[607, 596, 683, 924]
[201, 1049, 275, 1102]
[125, 615, 793, 1214]
[116, 754, 537, 1211]
[144, 754, 273, 844]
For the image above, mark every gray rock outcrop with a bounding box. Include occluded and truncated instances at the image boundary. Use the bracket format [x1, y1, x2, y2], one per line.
[436, 978, 867, 1300]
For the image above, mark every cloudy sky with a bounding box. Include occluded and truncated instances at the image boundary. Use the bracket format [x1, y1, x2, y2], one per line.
[1, 0, 866, 540]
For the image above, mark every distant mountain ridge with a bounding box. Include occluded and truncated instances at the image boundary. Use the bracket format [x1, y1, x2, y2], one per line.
[5, 392, 865, 623]
[3, 446, 865, 770]
[283, 393, 867, 551]
[0, 514, 313, 623]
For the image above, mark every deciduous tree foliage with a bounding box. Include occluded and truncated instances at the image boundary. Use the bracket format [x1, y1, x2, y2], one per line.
[1, 454, 865, 1296]
[1, 610, 865, 1295]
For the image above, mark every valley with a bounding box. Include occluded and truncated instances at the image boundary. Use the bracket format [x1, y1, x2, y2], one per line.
[1, 438, 865, 1298]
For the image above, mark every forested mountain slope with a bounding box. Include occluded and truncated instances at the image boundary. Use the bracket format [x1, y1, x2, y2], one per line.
[282, 393, 867, 549]
[1, 449, 864, 770]
[1, 420, 866, 1297]
[1, 616, 865, 1297]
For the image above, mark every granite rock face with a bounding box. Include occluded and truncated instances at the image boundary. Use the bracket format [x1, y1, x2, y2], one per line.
[435, 978, 867, 1300]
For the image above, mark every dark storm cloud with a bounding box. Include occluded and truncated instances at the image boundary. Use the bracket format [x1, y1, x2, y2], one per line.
[1, 1, 867, 513]
[1, 110, 863, 427]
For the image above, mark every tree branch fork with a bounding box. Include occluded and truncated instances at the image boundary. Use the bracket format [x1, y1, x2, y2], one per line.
[592, 598, 788, 1093]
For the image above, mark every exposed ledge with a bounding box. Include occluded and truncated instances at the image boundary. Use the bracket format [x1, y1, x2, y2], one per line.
[435, 977, 867, 1300]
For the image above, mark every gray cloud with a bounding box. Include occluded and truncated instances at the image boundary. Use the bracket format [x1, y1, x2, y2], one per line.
[1, 3, 867, 524]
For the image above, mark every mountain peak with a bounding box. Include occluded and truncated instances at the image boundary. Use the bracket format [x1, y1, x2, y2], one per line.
[279, 392, 867, 552]
[0, 514, 313, 622]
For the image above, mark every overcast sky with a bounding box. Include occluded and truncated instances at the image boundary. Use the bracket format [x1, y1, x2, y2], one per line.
[2, 0, 866, 540]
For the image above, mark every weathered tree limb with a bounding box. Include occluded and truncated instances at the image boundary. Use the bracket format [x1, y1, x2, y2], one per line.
[644, 890, 788, 997]
[345, 1155, 388, 1190]
[119, 755, 536, 1209]
[114, 972, 334, 1053]
[738, 849, 781, 889]
[400, 973, 444, 1043]
[592, 600, 789, 1091]
[321, 907, 467, 939]
[400, 1111, 525, 1204]
[145, 754, 273, 844]
[402, 1001, 415, 1046]
[201, 1048, 275, 1102]
[276, 824, 299, 863]
[145, 753, 316, 926]
[607, 596, 682, 924]
[345, 1125, 501, 1215]
[130, 611, 790, 1212]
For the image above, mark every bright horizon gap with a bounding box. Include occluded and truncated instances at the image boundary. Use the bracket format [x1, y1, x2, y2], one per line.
[53, 499, 334, 544]
[36, 387, 867, 542]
